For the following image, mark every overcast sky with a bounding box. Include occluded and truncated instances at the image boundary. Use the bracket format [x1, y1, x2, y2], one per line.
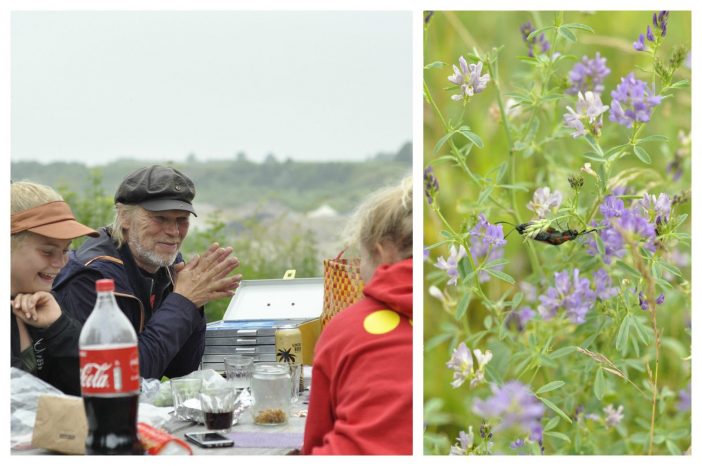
[11, 11, 411, 165]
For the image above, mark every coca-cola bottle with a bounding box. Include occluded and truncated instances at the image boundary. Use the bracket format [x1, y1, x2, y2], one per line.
[79, 278, 144, 455]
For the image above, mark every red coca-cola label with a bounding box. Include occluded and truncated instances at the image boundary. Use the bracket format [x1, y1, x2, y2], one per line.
[79, 344, 140, 394]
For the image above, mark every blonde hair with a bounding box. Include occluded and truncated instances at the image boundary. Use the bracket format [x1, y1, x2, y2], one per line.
[111, 203, 141, 248]
[344, 175, 412, 259]
[10, 181, 64, 249]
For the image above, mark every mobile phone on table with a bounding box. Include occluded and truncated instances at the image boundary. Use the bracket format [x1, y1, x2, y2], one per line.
[184, 432, 234, 448]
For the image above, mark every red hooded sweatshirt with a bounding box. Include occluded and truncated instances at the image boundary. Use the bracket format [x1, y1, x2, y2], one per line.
[303, 258, 412, 455]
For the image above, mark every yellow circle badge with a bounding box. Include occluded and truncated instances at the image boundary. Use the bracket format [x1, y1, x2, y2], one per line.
[363, 310, 401, 335]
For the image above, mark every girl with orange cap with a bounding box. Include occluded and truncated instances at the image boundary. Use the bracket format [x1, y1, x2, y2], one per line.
[11, 181, 98, 395]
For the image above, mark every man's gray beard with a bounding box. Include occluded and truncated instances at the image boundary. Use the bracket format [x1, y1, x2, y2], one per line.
[128, 235, 179, 270]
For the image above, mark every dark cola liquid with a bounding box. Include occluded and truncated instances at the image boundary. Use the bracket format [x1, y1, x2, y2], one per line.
[83, 394, 144, 455]
[204, 411, 234, 431]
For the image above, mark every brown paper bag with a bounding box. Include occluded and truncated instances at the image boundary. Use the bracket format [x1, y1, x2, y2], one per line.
[321, 249, 364, 329]
[31, 394, 87, 455]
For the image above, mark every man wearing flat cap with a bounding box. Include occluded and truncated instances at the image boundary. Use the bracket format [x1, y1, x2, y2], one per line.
[53, 165, 242, 379]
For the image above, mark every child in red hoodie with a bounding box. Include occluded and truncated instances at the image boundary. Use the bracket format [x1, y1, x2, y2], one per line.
[303, 177, 413, 455]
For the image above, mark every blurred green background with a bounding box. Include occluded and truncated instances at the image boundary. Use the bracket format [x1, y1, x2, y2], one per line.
[423, 10, 690, 454]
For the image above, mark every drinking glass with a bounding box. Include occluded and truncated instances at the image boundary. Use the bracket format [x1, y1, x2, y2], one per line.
[224, 355, 254, 392]
[199, 385, 238, 433]
[170, 378, 202, 421]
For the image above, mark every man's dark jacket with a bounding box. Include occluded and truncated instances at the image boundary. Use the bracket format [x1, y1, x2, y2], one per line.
[52, 227, 206, 379]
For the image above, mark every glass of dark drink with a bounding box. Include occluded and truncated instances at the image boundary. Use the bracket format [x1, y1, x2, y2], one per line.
[199, 386, 237, 433]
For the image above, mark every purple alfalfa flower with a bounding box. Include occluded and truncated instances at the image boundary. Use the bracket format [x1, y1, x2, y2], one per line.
[603, 404, 624, 427]
[506, 306, 535, 332]
[446, 342, 492, 389]
[469, 214, 507, 282]
[472, 381, 544, 442]
[667, 159, 684, 182]
[600, 194, 625, 219]
[435, 244, 466, 286]
[638, 291, 665, 311]
[527, 187, 563, 219]
[447, 342, 473, 388]
[589, 207, 657, 263]
[423, 166, 439, 204]
[640, 193, 672, 224]
[448, 57, 490, 101]
[423, 247, 430, 262]
[510, 438, 526, 450]
[519, 21, 550, 57]
[678, 384, 691, 412]
[609, 73, 662, 128]
[611, 185, 629, 197]
[633, 33, 646, 51]
[655, 11, 670, 37]
[537, 269, 596, 324]
[563, 91, 609, 138]
[617, 208, 657, 250]
[634, 12, 670, 52]
[449, 427, 474, 455]
[567, 52, 611, 95]
[646, 23, 657, 43]
[593, 268, 618, 300]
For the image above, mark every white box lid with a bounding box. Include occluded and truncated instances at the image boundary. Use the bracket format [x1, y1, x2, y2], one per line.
[222, 276, 323, 321]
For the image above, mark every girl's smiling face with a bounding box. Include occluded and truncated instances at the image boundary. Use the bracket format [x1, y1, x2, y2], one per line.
[11, 232, 71, 295]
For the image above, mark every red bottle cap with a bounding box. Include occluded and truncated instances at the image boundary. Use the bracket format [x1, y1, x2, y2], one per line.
[95, 278, 115, 292]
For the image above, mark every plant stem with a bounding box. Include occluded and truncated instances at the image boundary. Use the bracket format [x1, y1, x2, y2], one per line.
[623, 232, 661, 455]
[432, 205, 487, 302]
[485, 58, 544, 277]
[423, 80, 513, 213]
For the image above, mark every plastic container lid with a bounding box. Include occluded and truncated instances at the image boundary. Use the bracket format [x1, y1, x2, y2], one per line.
[95, 278, 115, 292]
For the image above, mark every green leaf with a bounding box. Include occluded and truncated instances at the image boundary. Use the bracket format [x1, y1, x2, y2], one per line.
[457, 256, 472, 280]
[666, 439, 682, 455]
[425, 332, 452, 351]
[657, 261, 682, 278]
[615, 260, 641, 278]
[637, 134, 668, 143]
[537, 397, 572, 424]
[424, 61, 447, 70]
[582, 152, 606, 162]
[583, 134, 604, 155]
[484, 268, 515, 284]
[527, 26, 555, 41]
[484, 315, 493, 329]
[536, 380, 566, 395]
[511, 291, 524, 309]
[457, 128, 484, 148]
[543, 416, 560, 432]
[496, 162, 508, 182]
[630, 433, 649, 445]
[605, 143, 629, 156]
[544, 431, 572, 443]
[561, 23, 594, 33]
[456, 292, 471, 320]
[668, 79, 689, 89]
[594, 367, 605, 400]
[550, 346, 577, 359]
[433, 130, 456, 154]
[633, 145, 652, 164]
[484, 258, 510, 269]
[558, 27, 577, 42]
[615, 314, 631, 354]
[477, 185, 494, 205]
[540, 92, 562, 102]
[630, 315, 651, 345]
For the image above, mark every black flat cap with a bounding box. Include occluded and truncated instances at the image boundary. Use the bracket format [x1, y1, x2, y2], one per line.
[114, 165, 197, 216]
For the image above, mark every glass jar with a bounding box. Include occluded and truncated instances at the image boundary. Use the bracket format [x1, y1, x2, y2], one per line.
[251, 363, 291, 425]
